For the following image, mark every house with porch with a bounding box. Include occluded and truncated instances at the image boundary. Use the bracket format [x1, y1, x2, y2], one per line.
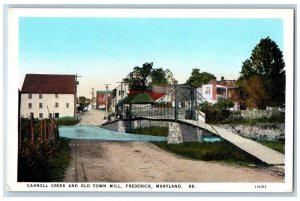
[198, 77, 238, 105]
[20, 74, 77, 119]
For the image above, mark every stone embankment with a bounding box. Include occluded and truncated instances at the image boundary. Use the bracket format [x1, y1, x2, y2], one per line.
[217, 123, 285, 141]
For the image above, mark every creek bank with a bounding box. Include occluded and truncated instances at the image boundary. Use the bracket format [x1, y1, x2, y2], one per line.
[217, 123, 285, 141]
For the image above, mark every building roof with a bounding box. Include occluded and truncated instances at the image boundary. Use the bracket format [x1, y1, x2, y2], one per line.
[21, 74, 76, 94]
[128, 90, 165, 101]
[119, 93, 154, 105]
[97, 90, 112, 93]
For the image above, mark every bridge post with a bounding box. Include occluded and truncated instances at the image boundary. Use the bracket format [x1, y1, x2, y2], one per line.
[174, 85, 178, 121]
[190, 86, 195, 120]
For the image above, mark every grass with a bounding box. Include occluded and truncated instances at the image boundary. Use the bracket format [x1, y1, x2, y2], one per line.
[130, 126, 168, 137]
[48, 137, 71, 181]
[256, 140, 285, 154]
[57, 116, 79, 126]
[152, 141, 265, 167]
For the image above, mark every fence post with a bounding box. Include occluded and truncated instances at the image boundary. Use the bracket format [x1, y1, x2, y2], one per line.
[30, 113, 34, 144]
[19, 117, 21, 150]
[44, 118, 47, 139]
[40, 119, 43, 140]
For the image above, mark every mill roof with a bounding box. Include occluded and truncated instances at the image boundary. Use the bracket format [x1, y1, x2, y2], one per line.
[21, 74, 76, 94]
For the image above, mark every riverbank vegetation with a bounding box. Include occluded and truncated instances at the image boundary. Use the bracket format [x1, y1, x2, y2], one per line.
[57, 116, 79, 126]
[256, 140, 285, 154]
[18, 137, 71, 182]
[152, 141, 265, 167]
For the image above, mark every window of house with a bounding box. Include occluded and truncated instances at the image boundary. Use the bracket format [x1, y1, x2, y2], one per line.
[66, 103, 69, 108]
[55, 113, 59, 118]
[55, 94, 58, 98]
[39, 113, 43, 119]
[39, 103, 43, 108]
[28, 103, 32, 109]
[119, 91, 124, 96]
[49, 113, 52, 118]
[28, 94, 32, 99]
[55, 102, 59, 108]
[205, 87, 210, 94]
[39, 94, 43, 99]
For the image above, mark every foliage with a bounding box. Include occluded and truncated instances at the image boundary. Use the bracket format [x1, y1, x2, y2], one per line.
[18, 137, 71, 182]
[130, 126, 169, 137]
[57, 116, 79, 126]
[214, 98, 234, 111]
[238, 37, 285, 108]
[125, 62, 153, 90]
[238, 76, 269, 109]
[124, 62, 176, 90]
[186, 68, 215, 88]
[152, 141, 264, 166]
[198, 99, 234, 123]
[150, 68, 168, 86]
[256, 140, 285, 154]
[78, 96, 90, 108]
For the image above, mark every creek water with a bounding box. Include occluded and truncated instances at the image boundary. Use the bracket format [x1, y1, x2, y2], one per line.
[59, 125, 167, 141]
[59, 125, 223, 142]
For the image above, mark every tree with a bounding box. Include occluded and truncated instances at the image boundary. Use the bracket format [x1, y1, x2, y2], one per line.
[240, 76, 269, 109]
[186, 68, 215, 88]
[238, 37, 285, 107]
[125, 63, 176, 90]
[150, 68, 168, 86]
[125, 62, 153, 90]
[78, 96, 90, 108]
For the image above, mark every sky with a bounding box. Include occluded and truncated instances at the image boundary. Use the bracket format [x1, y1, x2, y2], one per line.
[19, 17, 283, 97]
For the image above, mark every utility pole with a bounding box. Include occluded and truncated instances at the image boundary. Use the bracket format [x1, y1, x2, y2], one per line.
[104, 84, 111, 117]
[74, 74, 81, 116]
[91, 88, 95, 109]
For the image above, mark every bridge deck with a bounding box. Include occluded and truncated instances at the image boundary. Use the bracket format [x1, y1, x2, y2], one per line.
[180, 119, 285, 165]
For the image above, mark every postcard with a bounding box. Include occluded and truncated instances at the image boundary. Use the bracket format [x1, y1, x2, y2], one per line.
[5, 7, 294, 192]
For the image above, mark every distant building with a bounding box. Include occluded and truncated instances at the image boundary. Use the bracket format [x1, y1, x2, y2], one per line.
[20, 74, 77, 119]
[199, 77, 238, 104]
[96, 90, 113, 110]
[111, 82, 129, 112]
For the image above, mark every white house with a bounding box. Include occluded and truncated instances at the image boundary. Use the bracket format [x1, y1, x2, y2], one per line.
[200, 78, 228, 104]
[111, 82, 129, 112]
[20, 74, 77, 119]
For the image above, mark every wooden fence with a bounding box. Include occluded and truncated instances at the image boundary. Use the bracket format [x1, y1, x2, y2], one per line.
[18, 113, 58, 149]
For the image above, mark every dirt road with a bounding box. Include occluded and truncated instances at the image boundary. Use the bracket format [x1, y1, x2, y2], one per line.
[76, 109, 106, 126]
[63, 140, 283, 182]
[63, 109, 283, 182]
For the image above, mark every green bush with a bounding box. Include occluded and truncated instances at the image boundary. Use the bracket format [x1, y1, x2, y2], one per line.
[198, 100, 233, 123]
[57, 116, 79, 126]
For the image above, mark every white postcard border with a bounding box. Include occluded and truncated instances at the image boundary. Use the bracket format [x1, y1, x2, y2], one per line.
[6, 8, 294, 193]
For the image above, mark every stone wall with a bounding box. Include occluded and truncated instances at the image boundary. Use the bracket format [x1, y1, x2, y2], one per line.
[218, 123, 285, 141]
[229, 108, 283, 119]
